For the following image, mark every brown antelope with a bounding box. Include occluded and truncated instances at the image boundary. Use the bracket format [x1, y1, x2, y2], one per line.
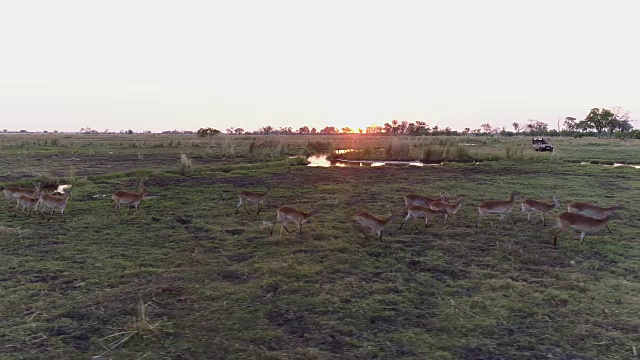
[552, 212, 621, 246]
[2, 184, 40, 206]
[567, 202, 622, 219]
[430, 195, 465, 224]
[403, 192, 447, 212]
[39, 189, 72, 222]
[567, 202, 622, 234]
[112, 187, 148, 213]
[236, 188, 271, 215]
[270, 206, 318, 238]
[520, 196, 560, 227]
[475, 192, 522, 227]
[354, 211, 393, 240]
[16, 193, 41, 218]
[399, 206, 445, 230]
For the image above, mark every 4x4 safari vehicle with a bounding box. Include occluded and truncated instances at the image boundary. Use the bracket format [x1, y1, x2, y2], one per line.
[532, 137, 554, 152]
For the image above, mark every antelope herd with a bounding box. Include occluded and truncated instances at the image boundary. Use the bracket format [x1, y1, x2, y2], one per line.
[234, 187, 623, 246]
[0, 181, 624, 247]
[1, 183, 149, 222]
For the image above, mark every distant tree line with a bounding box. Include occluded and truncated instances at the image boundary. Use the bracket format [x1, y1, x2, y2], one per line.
[196, 106, 636, 138]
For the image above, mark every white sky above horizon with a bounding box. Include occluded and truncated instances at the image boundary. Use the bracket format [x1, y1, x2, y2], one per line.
[1, 0, 638, 133]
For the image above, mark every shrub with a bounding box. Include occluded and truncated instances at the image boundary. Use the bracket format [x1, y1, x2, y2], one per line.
[306, 140, 332, 153]
[179, 153, 193, 176]
[249, 140, 258, 157]
[384, 140, 411, 160]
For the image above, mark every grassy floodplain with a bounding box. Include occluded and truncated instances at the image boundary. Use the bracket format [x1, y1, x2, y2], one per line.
[0, 133, 639, 359]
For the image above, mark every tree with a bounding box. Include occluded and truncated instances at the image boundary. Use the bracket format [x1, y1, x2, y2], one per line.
[260, 125, 273, 135]
[226, 127, 235, 135]
[480, 123, 493, 134]
[341, 127, 352, 134]
[576, 120, 591, 132]
[234, 128, 244, 135]
[618, 120, 633, 137]
[278, 127, 293, 135]
[366, 125, 383, 134]
[398, 121, 409, 135]
[320, 126, 337, 134]
[583, 108, 615, 136]
[563, 117, 577, 131]
[512, 122, 521, 134]
[525, 119, 548, 135]
[298, 126, 310, 134]
[197, 127, 221, 137]
[383, 122, 393, 135]
[608, 106, 630, 138]
[407, 121, 429, 135]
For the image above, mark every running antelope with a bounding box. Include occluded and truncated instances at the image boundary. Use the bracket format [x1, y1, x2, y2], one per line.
[430, 195, 465, 224]
[520, 196, 560, 227]
[399, 206, 445, 230]
[112, 187, 148, 213]
[552, 212, 621, 246]
[354, 211, 393, 240]
[236, 188, 271, 215]
[270, 206, 318, 238]
[16, 193, 41, 218]
[39, 189, 72, 222]
[2, 184, 40, 206]
[567, 202, 622, 219]
[475, 192, 522, 227]
[567, 201, 622, 234]
[403, 192, 447, 213]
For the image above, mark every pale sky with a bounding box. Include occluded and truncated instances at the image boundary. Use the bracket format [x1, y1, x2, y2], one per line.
[1, 0, 638, 133]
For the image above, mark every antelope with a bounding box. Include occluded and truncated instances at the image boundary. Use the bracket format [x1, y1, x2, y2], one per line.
[519, 196, 560, 227]
[354, 211, 393, 240]
[2, 184, 40, 206]
[552, 212, 621, 246]
[475, 192, 522, 228]
[112, 187, 148, 213]
[403, 192, 448, 213]
[399, 206, 445, 230]
[430, 195, 465, 224]
[567, 202, 622, 219]
[236, 188, 271, 215]
[16, 193, 41, 218]
[270, 206, 318, 238]
[39, 189, 71, 222]
[567, 202, 622, 234]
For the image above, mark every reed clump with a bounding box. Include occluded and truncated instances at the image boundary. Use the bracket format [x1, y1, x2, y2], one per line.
[179, 153, 193, 176]
[384, 140, 411, 160]
[306, 140, 332, 153]
[272, 142, 287, 159]
[505, 145, 525, 160]
[248, 140, 258, 157]
[421, 144, 473, 163]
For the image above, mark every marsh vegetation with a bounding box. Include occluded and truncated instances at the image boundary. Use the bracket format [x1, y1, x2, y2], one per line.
[0, 133, 638, 358]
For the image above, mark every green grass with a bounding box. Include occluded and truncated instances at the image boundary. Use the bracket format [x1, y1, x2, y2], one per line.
[0, 135, 639, 358]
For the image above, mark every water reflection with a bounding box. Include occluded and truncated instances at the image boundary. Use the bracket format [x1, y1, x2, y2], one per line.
[612, 163, 640, 169]
[306, 153, 436, 168]
[581, 162, 640, 169]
